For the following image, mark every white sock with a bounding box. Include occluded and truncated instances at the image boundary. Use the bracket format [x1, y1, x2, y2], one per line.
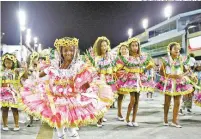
[67, 128, 78, 136]
[56, 127, 65, 137]
[67, 128, 75, 133]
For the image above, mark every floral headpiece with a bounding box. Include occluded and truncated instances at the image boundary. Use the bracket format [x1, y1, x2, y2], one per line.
[117, 42, 129, 55]
[39, 48, 51, 59]
[54, 37, 79, 52]
[118, 42, 129, 48]
[1, 53, 18, 68]
[38, 49, 51, 64]
[30, 51, 39, 61]
[127, 37, 140, 46]
[93, 36, 111, 56]
[167, 42, 181, 53]
[29, 51, 39, 67]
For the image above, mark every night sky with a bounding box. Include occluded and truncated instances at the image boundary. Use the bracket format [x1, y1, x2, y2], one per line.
[1, 1, 201, 52]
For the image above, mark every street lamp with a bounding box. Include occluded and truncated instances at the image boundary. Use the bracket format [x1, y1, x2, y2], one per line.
[34, 37, 38, 44]
[164, 5, 172, 20]
[128, 28, 133, 39]
[27, 28, 31, 34]
[18, 11, 26, 26]
[34, 37, 38, 51]
[26, 28, 31, 45]
[38, 44, 42, 52]
[142, 18, 148, 30]
[18, 10, 26, 61]
[1, 32, 5, 40]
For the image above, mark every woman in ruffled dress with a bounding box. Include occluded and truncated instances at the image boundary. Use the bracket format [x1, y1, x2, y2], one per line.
[194, 61, 201, 107]
[119, 38, 154, 127]
[0, 53, 22, 131]
[115, 42, 129, 121]
[25, 51, 40, 127]
[19, 37, 114, 138]
[86, 36, 118, 127]
[155, 42, 195, 128]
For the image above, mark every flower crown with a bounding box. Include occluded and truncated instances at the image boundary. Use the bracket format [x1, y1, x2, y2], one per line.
[54, 37, 79, 52]
[39, 48, 50, 57]
[2, 53, 17, 64]
[118, 42, 129, 48]
[28, 51, 39, 68]
[1, 53, 18, 68]
[127, 37, 140, 45]
[167, 42, 181, 52]
[93, 36, 111, 56]
[30, 51, 39, 61]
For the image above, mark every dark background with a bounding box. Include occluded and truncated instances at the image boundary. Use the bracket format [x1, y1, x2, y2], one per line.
[1, 1, 201, 52]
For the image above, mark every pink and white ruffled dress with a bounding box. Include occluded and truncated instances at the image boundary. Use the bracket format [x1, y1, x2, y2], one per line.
[155, 56, 193, 96]
[0, 70, 18, 108]
[19, 60, 114, 128]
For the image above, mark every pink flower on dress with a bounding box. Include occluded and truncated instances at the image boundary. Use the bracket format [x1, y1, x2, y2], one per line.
[55, 76, 61, 81]
[58, 86, 64, 93]
[48, 70, 54, 77]
[23, 87, 30, 91]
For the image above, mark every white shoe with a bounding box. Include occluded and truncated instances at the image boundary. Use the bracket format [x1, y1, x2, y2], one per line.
[75, 127, 79, 131]
[163, 122, 169, 126]
[132, 122, 139, 127]
[26, 116, 30, 121]
[126, 121, 133, 127]
[103, 118, 107, 122]
[58, 134, 65, 139]
[97, 124, 103, 128]
[170, 122, 182, 128]
[13, 127, 20, 131]
[67, 128, 79, 137]
[2, 127, 9, 131]
[19, 120, 26, 124]
[117, 116, 124, 121]
[178, 112, 185, 116]
[33, 117, 40, 121]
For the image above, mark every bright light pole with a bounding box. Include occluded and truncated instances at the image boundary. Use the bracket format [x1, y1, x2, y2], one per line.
[142, 18, 149, 30]
[18, 10, 26, 61]
[128, 28, 133, 39]
[38, 44, 42, 52]
[34, 37, 38, 51]
[26, 28, 31, 45]
[164, 5, 172, 20]
[1, 32, 5, 40]
[34, 37, 38, 43]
